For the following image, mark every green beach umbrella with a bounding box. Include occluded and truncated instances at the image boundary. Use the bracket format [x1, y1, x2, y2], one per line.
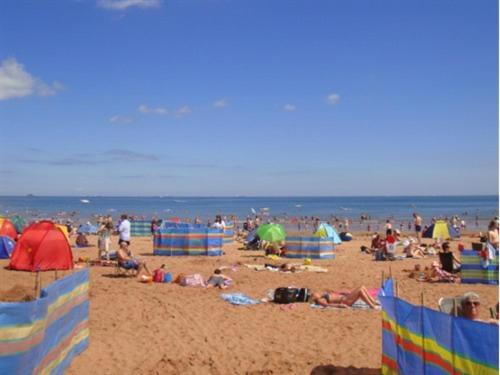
[256, 223, 286, 243]
[11, 215, 26, 234]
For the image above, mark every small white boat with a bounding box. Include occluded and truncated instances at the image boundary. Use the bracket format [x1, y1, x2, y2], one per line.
[295, 204, 302, 208]
[80, 199, 90, 204]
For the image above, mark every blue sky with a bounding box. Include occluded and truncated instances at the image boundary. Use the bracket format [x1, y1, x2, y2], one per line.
[0, 0, 498, 196]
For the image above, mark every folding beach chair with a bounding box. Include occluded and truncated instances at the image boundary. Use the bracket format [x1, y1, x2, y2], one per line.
[114, 261, 137, 277]
[438, 296, 463, 317]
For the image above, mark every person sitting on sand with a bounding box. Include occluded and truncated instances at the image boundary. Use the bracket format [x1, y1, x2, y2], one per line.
[206, 269, 233, 289]
[461, 292, 482, 321]
[421, 261, 458, 283]
[439, 242, 461, 273]
[311, 286, 380, 309]
[116, 242, 151, 278]
[404, 239, 426, 258]
[76, 233, 89, 247]
[369, 233, 384, 254]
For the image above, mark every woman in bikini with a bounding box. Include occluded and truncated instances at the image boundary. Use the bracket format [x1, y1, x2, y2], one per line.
[311, 286, 380, 309]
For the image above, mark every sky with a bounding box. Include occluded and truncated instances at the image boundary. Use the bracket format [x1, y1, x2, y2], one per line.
[0, 0, 498, 196]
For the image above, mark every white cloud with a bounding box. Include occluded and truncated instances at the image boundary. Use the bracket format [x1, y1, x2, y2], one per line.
[326, 93, 340, 105]
[97, 0, 161, 10]
[109, 115, 135, 124]
[283, 104, 296, 112]
[213, 99, 229, 108]
[138, 104, 168, 115]
[0, 58, 63, 100]
[175, 105, 191, 117]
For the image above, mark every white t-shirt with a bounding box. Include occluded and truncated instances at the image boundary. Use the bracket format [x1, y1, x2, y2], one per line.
[212, 221, 226, 230]
[118, 219, 131, 241]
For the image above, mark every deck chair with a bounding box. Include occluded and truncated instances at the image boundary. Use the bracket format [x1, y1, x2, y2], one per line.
[115, 261, 137, 277]
[438, 296, 464, 317]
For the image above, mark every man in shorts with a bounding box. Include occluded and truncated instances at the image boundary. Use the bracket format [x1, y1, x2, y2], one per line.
[413, 213, 422, 244]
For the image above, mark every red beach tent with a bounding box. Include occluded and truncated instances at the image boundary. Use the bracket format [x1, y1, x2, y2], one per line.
[9, 220, 74, 271]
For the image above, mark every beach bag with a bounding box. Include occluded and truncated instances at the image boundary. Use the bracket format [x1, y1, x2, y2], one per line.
[153, 268, 165, 283]
[274, 287, 310, 304]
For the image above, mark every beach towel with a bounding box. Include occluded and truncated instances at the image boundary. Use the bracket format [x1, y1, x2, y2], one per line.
[244, 264, 328, 273]
[310, 299, 380, 310]
[220, 293, 260, 305]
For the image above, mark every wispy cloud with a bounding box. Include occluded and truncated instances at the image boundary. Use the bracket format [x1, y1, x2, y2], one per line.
[109, 115, 135, 124]
[175, 105, 191, 117]
[326, 93, 340, 105]
[18, 149, 160, 166]
[104, 149, 159, 161]
[97, 0, 162, 10]
[283, 104, 296, 112]
[213, 99, 229, 108]
[138, 104, 168, 115]
[0, 58, 63, 100]
[19, 157, 101, 166]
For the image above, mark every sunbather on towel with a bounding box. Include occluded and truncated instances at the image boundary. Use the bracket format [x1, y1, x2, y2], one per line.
[311, 286, 380, 309]
[117, 242, 151, 279]
[206, 269, 232, 289]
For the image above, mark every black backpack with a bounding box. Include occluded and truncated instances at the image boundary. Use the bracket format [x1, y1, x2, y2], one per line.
[274, 287, 311, 304]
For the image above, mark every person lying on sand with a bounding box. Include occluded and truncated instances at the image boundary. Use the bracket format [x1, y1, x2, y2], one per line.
[206, 269, 233, 289]
[263, 263, 298, 272]
[117, 242, 151, 279]
[311, 286, 380, 309]
[403, 240, 426, 258]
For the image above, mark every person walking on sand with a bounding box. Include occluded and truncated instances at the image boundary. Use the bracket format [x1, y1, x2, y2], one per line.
[413, 213, 423, 244]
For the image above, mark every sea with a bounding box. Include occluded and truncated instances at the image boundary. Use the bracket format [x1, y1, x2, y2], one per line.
[0, 196, 497, 230]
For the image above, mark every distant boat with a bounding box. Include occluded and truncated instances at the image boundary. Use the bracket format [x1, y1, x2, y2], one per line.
[80, 199, 90, 204]
[340, 207, 350, 211]
[26, 194, 35, 197]
[295, 204, 302, 208]
[173, 199, 187, 203]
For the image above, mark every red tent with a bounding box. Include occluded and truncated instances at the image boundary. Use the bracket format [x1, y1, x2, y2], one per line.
[9, 220, 74, 271]
[0, 218, 17, 240]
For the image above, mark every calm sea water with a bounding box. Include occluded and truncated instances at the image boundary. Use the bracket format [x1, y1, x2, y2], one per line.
[0, 196, 497, 227]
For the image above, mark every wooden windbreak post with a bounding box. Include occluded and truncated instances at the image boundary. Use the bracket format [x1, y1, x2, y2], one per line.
[389, 266, 393, 278]
[381, 270, 385, 288]
[395, 279, 399, 298]
[54, 270, 58, 281]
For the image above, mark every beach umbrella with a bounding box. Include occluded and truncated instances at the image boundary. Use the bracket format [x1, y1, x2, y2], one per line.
[314, 223, 342, 244]
[11, 215, 26, 234]
[256, 224, 286, 243]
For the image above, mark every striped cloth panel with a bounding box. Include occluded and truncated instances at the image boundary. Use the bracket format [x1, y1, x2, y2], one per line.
[460, 249, 499, 285]
[0, 269, 89, 374]
[130, 220, 151, 237]
[283, 236, 335, 259]
[153, 228, 224, 256]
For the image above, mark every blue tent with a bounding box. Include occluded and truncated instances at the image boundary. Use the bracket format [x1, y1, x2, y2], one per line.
[314, 223, 342, 244]
[0, 235, 15, 259]
[77, 224, 98, 234]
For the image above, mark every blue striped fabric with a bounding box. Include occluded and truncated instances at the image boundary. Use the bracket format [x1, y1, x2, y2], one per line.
[224, 221, 234, 244]
[0, 269, 89, 374]
[283, 236, 335, 259]
[130, 220, 151, 237]
[153, 227, 223, 256]
[380, 278, 499, 375]
[461, 249, 499, 285]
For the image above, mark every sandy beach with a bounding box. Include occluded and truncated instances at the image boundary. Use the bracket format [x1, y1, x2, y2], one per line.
[0, 231, 497, 375]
